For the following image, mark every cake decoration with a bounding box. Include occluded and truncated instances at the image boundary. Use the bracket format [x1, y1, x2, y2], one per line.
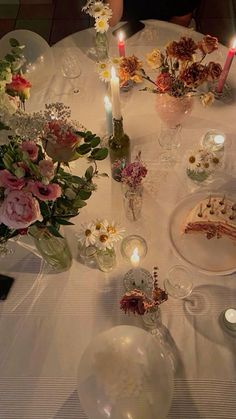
[184, 195, 236, 240]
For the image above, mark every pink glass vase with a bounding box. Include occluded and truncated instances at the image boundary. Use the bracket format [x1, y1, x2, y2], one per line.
[156, 94, 194, 128]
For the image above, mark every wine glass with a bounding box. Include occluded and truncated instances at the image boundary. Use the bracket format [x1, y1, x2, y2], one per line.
[164, 265, 193, 299]
[60, 52, 81, 94]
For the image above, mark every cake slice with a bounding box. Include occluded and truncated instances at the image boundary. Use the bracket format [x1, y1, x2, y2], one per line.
[184, 196, 236, 241]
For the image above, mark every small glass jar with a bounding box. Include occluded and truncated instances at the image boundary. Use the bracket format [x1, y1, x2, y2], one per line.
[96, 247, 116, 273]
[122, 184, 143, 222]
[77, 243, 97, 268]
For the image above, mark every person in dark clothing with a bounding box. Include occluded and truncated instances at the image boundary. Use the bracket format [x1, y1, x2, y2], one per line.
[108, 0, 200, 27]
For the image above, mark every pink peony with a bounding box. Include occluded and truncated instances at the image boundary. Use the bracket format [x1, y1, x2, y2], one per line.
[38, 159, 55, 179]
[0, 169, 25, 190]
[27, 180, 61, 201]
[20, 141, 39, 161]
[6, 74, 32, 100]
[0, 190, 42, 229]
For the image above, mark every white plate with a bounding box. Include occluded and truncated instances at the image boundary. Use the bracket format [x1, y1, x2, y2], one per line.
[169, 190, 236, 275]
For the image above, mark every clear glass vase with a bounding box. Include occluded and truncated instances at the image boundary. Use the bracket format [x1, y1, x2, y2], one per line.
[95, 32, 109, 61]
[156, 94, 193, 162]
[30, 226, 72, 273]
[96, 247, 116, 273]
[122, 184, 143, 222]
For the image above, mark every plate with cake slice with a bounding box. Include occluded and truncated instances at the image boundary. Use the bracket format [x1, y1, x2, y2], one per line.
[169, 191, 236, 275]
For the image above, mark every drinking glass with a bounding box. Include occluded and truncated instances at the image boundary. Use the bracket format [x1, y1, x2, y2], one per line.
[60, 52, 81, 94]
[164, 265, 193, 299]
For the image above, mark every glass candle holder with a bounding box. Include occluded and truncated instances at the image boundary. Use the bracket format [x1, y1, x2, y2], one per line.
[201, 130, 226, 152]
[120, 235, 148, 266]
[222, 308, 236, 331]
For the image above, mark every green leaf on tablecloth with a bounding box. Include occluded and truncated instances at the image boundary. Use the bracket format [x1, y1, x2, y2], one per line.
[90, 137, 100, 148]
[77, 143, 91, 155]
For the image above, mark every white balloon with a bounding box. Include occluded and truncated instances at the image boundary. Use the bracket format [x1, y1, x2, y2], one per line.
[0, 30, 54, 91]
[77, 325, 174, 419]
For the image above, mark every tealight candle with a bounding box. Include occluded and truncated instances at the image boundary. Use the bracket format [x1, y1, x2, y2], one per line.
[118, 31, 125, 57]
[223, 308, 236, 331]
[216, 38, 236, 94]
[104, 95, 113, 136]
[201, 130, 226, 152]
[121, 235, 148, 264]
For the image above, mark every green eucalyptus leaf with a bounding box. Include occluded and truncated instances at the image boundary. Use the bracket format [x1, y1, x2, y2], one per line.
[78, 190, 92, 200]
[9, 38, 20, 48]
[90, 137, 100, 148]
[54, 218, 74, 225]
[47, 225, 63, 238]
[77, 143, 91, 155]
[90, 147, 108, 160]
[85, 165, 94, 180]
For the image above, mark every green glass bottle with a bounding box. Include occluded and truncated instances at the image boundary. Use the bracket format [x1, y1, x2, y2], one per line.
[108, 117, 131, 181]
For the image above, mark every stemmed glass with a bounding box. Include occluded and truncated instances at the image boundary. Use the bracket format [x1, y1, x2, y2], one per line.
[60, 52, 81, 94]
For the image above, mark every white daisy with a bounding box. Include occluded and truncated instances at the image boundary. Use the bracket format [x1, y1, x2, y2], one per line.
[96, 231, 114, 250]
[99, 68, 111, 82]
[103, 220, 125, 242]
[76, 222, 98, 247]
[90, 1, 104, 17]
[109, 56, 121, 67]
[96, 60, 109, 73]
[95, 16, 109, 33]
[99, 6, 112, 19]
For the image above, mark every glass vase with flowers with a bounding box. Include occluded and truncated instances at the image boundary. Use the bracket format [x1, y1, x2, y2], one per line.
[140, 35, 222, 158]
[0, 103, 108, 272]
[82, 1, 112, 61]
[120, 152, 147, 222]
[77, 219, 125, 272]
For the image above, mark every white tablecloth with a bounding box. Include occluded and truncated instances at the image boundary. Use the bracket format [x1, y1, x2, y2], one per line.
[0, 20, 236, 419]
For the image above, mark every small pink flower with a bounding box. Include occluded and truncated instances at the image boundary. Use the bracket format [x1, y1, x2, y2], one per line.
[38, 159, 55, 179]
[43, 120, 81, 162]
[0, 190, 43, 229]
[0, 169, 25, 190]
[20, 141, 39, 161]
[27, 180, 61, 201]
[6, 74, 32, 100]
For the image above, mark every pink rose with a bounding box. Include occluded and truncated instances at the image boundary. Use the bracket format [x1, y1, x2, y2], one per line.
[0, 190, 43, 229]
[20, 141, 39, 161]
[6, 74, 32, 100]
[155, 72, 173, 93]
[0, 169, 25, 190]
[43, 120, 81, 162]
[38, 159, 55, 179]
[27, 180, 61, 201]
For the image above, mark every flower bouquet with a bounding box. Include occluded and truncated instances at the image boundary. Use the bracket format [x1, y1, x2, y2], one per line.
[0, 38, 31, 127]
[142, 35, 222, 104]
[120, 267, 168, 328]
[0, 103, 108, 271]
[120, 152, 147, 221]
[77, 219, 124, 272]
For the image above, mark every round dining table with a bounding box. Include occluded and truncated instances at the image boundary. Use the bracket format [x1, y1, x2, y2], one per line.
[1, 20, 236, 419]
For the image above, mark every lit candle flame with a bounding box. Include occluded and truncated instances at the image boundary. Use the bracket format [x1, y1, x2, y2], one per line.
[214, 134, 225, 145]
[118, 31, 124, 42]
[232, 38, 236, 49]
[130, 247, 140, 266]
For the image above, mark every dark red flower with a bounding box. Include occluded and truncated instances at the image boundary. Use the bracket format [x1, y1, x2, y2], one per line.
[155, 72, 173, 93]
